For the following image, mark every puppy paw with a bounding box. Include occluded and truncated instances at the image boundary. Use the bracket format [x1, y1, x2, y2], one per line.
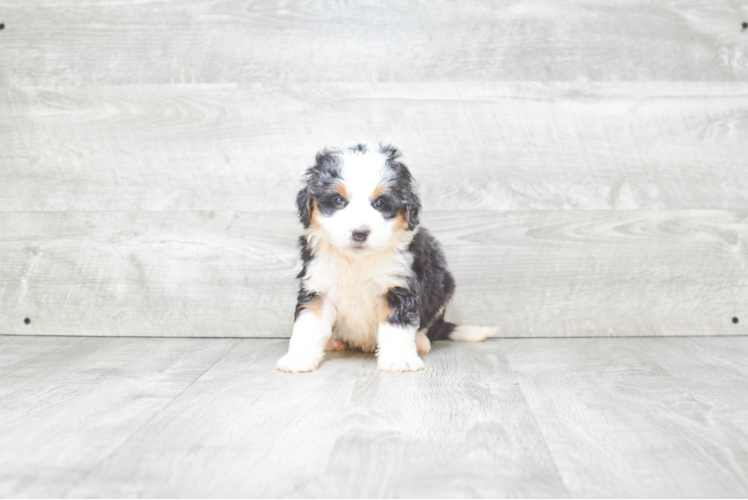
[377, 350, 425, 372]
[277, 353, 322, 373]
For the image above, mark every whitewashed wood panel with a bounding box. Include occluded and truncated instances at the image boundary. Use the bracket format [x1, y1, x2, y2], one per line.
[1, 210, 744, 338]
[2, 83, 748, 212]
[501, 337, 748, 497]
[0, 336, 239, 498]
[1, 0, 747, 85]
[62, 338, 565, 498]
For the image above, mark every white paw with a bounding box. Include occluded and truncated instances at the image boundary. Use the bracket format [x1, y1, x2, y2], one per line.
[277, 352, 322, 373]
[377, 350, 425, 372]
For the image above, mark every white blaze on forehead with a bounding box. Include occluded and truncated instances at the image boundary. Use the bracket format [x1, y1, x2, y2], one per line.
[337, 148, 392, 200]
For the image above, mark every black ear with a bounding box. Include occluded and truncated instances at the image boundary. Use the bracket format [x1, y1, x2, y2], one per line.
[405, 190, 420, 230]
[296, 187, 313, 228]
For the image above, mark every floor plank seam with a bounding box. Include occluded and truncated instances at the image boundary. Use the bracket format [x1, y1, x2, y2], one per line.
[506, 362, 571, 497]
[59, 338, 243, 497]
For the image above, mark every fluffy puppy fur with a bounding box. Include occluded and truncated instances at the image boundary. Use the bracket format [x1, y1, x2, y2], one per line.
[277, 143, 499, 373]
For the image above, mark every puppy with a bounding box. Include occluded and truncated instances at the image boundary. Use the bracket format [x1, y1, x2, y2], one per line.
[277, 143, 498, 373]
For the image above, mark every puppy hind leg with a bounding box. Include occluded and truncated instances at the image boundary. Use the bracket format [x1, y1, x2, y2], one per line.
[415, 329, 431, 354]
[324, 336, 347, 351]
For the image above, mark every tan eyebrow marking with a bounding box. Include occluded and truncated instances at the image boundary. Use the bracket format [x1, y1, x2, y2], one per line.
[372, 183, 387, 200]
[335, 183, 349, 199]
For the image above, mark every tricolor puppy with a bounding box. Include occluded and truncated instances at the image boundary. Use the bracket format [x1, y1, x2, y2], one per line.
[277, 143, 498, 373]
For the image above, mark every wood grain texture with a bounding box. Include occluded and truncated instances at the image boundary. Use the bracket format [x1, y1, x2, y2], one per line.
[2, 83, 748, 212]
[63, 338, 565, 498]
[0, 336, 240, 498]
[1, 0, 747, 85]
[501, 336, 748, 497]
[3, 336, 748, 497]
[1, 210, 745, 338]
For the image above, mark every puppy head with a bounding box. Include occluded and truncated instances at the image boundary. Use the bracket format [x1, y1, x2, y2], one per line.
[296, 143, 420, 254]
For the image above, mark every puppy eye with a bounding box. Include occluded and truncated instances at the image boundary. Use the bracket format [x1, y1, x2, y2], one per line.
[372, 198, 384, 209]
[334, 196, 346, 207]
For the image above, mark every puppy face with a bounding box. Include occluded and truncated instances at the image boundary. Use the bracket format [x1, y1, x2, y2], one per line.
[297, 143, 420, 254]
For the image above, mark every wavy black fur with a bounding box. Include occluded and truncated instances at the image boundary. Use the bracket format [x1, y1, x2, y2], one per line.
[294, 235, 319, 320]
[402, 228, 456, 340]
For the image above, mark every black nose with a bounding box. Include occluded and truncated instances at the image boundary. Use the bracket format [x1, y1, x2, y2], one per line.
[352, 228, 369, 242]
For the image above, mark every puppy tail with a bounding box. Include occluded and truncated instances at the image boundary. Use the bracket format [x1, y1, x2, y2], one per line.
[428, 318, 499, 342]
[449, 325, 500, 342]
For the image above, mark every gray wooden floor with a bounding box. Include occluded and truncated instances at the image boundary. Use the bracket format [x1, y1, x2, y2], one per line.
[2, 334, 748, 498]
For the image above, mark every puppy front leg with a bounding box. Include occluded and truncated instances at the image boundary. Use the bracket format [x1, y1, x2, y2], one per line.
[377, 322, 424, 372]
[377, 284, 424, 372]
[277, 300, 334, 373]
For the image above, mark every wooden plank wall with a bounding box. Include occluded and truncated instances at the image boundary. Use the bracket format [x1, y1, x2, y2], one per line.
[1, 1, 747, 337]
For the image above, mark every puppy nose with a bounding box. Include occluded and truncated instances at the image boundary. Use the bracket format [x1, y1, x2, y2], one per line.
[351, 227, 370, 242]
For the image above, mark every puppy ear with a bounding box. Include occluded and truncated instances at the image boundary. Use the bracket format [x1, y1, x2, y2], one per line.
[405, 190, 420, 230]
[296, 187, 313, 228]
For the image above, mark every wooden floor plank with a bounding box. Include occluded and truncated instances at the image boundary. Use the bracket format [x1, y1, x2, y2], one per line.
[1, 1, 746, 85]
[64, 339, 566, 498]
[642, 337, 748, 437]
[1, 210, 744, 338]
[2, 83, 748, 213]
[64, 339, 364, 498]
[0, 336, 240, 498]
[501, 337, 748, 498]
[3, 336, 748, 497]
[305, 341, 566, 498]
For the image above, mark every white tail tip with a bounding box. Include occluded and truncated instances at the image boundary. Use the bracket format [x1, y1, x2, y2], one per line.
[449, 325, 500, 342]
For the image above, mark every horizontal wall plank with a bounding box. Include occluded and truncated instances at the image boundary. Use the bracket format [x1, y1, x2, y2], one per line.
[1, 210, 745, 338]
[1, 1, 747, 85]
[2, 83, 748, 212]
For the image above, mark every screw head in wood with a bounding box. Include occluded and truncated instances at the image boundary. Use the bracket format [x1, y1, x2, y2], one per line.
[733, 317, 739, 324]
[743, 22, 748, 30]
[24, 317, 31, 325]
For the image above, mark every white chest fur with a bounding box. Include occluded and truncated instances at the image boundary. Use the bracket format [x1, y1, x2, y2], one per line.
[303, 236, 414, 352]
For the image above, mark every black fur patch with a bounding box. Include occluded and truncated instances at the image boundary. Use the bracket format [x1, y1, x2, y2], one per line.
[386, 276, 420, 327]
[426, 317, 457, 341]
[294, 235, 318, 320]
[381, 145, 420, 230]
[382, 228, 456, 340]
[297, 235, 313, 279]
[296, 151, 344, 227]
[294, 287, 319, 320]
